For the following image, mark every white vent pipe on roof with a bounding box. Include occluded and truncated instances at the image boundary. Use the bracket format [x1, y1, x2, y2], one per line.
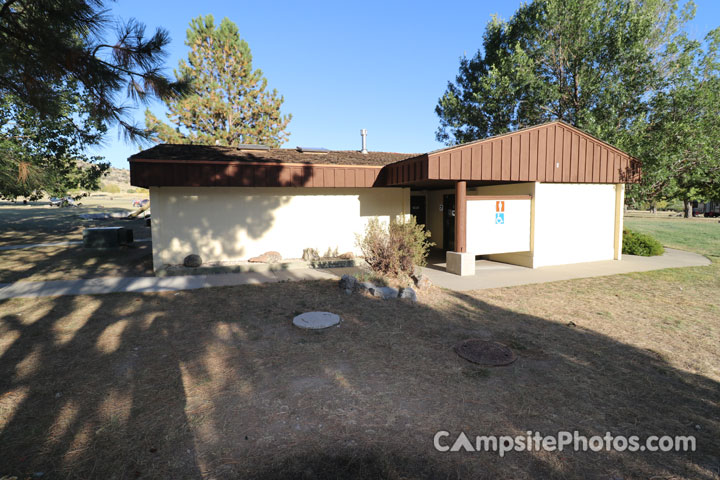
[360, 129, 368, 154]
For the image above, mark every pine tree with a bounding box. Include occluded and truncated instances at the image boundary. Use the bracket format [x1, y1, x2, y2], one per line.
[0, 0, 188, 141]
[146, 15, 291, 147]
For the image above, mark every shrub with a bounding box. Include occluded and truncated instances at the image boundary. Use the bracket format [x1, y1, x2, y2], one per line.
[355, 216, 434, 278]
[622, 228, 664, 256]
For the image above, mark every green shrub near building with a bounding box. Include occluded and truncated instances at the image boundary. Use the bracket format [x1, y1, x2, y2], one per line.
[622, 228, 665, 256]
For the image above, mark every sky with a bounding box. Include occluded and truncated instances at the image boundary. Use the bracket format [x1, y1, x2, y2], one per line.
[96, 0, 720, 169]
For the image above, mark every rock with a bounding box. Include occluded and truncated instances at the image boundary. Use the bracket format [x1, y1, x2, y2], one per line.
[302, 248, 319, 262]
[398, 287, 418, 302]
[412, 272, 432, 290]
[339, 274, 357, 291]
[248, 251, 282, 263]
[369, 286, 399, 299]
[183, 254, 202, 268]
[338, 252, 354, 260]
[355, 281, 374, 293]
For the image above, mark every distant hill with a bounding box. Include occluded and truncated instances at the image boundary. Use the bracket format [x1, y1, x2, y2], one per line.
[104, 166, 130, 186]
[98, 166, 143, 194]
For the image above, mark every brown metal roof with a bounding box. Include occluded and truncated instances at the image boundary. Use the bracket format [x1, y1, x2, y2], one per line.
[384, 121, 640, 186]
[130, 144, 417, 166]
[129, 122, 639, 188]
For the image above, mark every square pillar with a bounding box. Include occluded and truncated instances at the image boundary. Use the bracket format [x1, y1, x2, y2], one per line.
[446, 251, 475, 276]
[445, 180, 473, 275]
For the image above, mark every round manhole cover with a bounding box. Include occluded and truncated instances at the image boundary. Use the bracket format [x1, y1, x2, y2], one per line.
[454, 339, 516, 366]
[292, 311, 341, 330]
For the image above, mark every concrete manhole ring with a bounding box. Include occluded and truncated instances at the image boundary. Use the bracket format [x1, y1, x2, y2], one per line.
[454, 339, 517, 366]
[292, 311, 341, 330]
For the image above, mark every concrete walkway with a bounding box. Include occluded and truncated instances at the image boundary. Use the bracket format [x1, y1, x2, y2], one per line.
[0, 238, 151, 251]
[0, 249, 710, 300]
[0, 268, 345, 300]
[420, 248, 711, 291]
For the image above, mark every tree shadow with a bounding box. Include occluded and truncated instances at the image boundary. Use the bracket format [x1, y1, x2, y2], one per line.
[0, 278, 718, 479]
[0, 217, 152, 283]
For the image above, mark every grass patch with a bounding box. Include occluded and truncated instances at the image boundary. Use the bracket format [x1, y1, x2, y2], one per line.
[624, 216, 720, 257]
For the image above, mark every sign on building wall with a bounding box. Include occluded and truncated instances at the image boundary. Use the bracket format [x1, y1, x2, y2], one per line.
[466, 198, 531, 255]
[495, 200, 505, 224]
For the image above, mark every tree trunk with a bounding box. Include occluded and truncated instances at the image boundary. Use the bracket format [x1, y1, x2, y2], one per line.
[650, 203, 656, 214]
[684, 199, 692, 218]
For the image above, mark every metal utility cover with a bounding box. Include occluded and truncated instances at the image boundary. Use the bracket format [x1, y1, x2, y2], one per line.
[454, 339, 516, 366]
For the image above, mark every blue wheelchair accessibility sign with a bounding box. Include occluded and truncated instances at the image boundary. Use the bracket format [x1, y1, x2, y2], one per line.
[495, 212, 505, 224]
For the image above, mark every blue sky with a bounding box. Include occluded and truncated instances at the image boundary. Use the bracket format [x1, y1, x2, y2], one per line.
[97, 0, 720, 169]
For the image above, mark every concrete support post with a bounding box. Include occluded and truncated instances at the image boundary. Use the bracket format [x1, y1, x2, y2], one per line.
[446, 180, 474, 276]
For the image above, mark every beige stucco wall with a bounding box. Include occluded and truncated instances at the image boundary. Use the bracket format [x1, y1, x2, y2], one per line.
[532, 183, 620, 268]
[149, 186, 410, 270]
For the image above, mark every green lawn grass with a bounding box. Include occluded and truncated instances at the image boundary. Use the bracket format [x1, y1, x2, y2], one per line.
[624, 216, 720, 258]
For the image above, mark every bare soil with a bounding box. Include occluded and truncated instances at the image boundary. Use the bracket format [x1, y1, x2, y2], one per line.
[0, 202, 152, 283]
[1, 261, 718, 479]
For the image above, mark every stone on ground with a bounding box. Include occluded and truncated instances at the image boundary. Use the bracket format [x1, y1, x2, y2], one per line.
[183, 254, 203, 268]
[398, 287, 418, 302]
[292, 311, 341, 329]
[339, 274, 357, 292]
[249, 251, 282, 263]
[369, 286, 399, 299]
[354, 281, 374, 293]
[414, 274, 432, 290]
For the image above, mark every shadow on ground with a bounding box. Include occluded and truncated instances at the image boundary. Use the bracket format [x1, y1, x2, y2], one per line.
[0, 216, 152, 283]
[0, 278, 718, 479]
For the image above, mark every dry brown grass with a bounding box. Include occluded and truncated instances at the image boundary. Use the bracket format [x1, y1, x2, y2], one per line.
[0, 210, 152, 283]
[0, 244, 153, 283]
[1, 261, 718, 479]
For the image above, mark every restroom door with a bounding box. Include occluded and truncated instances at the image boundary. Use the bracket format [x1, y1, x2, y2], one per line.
[410, 195, 426, 227]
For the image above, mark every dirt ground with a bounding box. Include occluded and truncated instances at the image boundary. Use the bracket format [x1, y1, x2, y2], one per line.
[1, 260, 718, 479]
[0, 197, 152, 283]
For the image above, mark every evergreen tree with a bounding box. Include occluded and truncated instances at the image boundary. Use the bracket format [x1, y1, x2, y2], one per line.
[0, 0, 187, 140]
[1, 0, 186, 198]
[146, 15, 291, 147]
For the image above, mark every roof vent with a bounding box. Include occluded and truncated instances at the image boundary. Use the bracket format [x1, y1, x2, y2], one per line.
[296, 147, 329, 154]
[237, 144, 270, 151]
[360, 129, 368, 154]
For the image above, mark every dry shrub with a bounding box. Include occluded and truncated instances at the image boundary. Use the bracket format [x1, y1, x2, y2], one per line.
[355, 216, 434, 278]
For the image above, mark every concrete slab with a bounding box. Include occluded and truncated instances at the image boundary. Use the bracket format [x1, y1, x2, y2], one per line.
[421, 248, 711, 291]
[0, 271, 278, 299]
[292, 311, 341, 329]
[0, 238, 151, 251]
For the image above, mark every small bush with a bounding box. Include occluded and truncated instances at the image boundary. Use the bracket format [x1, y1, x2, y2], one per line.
[622, 228, 664, 256]
[355, 216, 434, 278]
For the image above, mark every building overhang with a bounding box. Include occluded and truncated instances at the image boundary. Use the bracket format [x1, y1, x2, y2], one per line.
[384, 122, 640, 187]
[129, 121, 640, 189]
